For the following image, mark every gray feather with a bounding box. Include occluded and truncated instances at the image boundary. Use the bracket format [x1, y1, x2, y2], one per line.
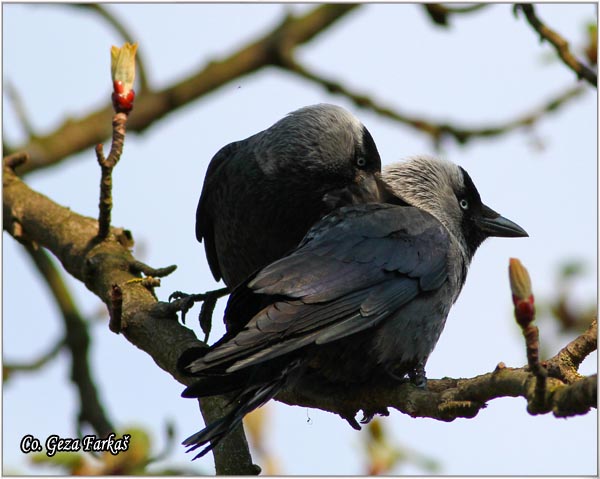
[181, 155, 528, 460]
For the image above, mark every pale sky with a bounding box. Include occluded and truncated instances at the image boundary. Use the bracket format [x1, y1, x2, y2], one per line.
[3, 3, 597, 475]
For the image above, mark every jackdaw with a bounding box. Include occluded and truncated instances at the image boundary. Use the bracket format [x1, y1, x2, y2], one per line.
[179, 156, 528, 459]
[195, 104, 396, 289]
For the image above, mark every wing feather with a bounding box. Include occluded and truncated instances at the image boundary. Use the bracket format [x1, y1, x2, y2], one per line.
[196, 141, 243, 281]
[188, 204, 450, 376]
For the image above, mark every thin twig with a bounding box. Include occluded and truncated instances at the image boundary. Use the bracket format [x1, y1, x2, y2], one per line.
[130, 260, 177, 278]
[509, 258, 548, 413]
[4, 339, 65, 376]
[96, 112, 128, 239]
[145, 421, 177, 466]
[423, 3, 489, 26]
[442, 4, 489, 14]
[279, 54, 586, 147]
[522, 322, 548, 413]
[5, 81, 35, 139]
[6, 4, 360, 175]
[516, 4, 597, 87]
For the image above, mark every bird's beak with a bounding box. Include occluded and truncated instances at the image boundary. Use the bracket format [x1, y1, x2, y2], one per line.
[355, 171, 384, 201]
[476, 204, 529, 238]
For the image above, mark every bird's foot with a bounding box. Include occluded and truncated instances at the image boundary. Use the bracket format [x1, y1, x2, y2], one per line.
[168, 291, 206, 325]
[340, 406, 390, 429]
[360, 407, 390, 424]
[167, 287, 229, 342]
[339, 410, 362, 430]
[408, 361, 428, 389]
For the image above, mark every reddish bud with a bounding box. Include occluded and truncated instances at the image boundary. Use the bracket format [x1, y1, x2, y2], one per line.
[113, 80, 125, 95]
[509, 258, 532, 301]
[509, 258, 536, 329]
[514, 297, 536, 328]
[111, 83, 135, 114]
[110, 42, 137, 114]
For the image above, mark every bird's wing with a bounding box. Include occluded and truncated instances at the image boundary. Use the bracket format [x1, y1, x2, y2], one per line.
[186, 204, 449, 374]
[195, 141, 243, 282]
[251, 204, 448, 297]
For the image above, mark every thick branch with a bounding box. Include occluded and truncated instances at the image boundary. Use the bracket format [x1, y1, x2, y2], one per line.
[277, 362, 596, 423]
[4, 157, 596, 470]
[516, 4, 597, 87]
[7, 4, 360, 175]
[551, 374, 597, 417]
[3, 159, 257, 475]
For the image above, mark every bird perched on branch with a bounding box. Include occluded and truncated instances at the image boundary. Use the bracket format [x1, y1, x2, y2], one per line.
[195, 104, 396, 289]
[179, 156, 528, 459]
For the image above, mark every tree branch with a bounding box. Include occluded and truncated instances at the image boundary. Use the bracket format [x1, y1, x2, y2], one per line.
[508, 258, 548, 413]
[3, 156, 258, 475]
[4, 155, 596, 467]
[546, 319, 597, 384]
[4, 338, 65, 376]
[6, 4, 360, 176]
[21, 243, 115, 437]
[5, 80, 35, 139]
[278, 53, 586, 147]
[96, 113, 128, 239]
[423, 3, 489, 27]
[6, 3, 589, 174]
[276, 359, 596, 424]
[515, 4, 597, 88]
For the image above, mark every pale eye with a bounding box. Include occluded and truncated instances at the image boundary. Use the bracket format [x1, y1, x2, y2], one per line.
[459, 198, 469, 210]
[356, 157, 367, 167]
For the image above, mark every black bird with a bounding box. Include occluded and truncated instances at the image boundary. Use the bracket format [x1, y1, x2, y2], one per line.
[195, 104, 392, 289]
[180, 156, 528, 459]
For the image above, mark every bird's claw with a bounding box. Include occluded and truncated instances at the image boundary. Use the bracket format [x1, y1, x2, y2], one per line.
[340, 411, 362, 430]
[360, 407, 390, 424]
[408, 361, 428, 389]
[169, 290, 197, 302]
[167, 291, 205, 324]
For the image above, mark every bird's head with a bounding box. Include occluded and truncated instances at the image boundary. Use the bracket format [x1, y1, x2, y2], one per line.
[258, 104, 382, 190]
[383, 156, 528, 260]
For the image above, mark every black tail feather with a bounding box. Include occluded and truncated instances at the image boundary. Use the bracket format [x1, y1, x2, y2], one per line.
[181, 370, 249, 398]
[183, 414, 236, 459]
[182, 378, 285, 460]
[182, 359, 303, 460]
[177, 346, 209, 375]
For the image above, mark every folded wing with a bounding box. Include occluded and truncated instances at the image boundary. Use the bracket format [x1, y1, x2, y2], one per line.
[184, 203, 449, 376]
